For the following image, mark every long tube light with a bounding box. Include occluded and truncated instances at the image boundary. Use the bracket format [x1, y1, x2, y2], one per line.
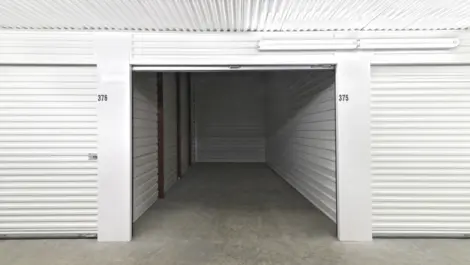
[258, 38, 459, 51]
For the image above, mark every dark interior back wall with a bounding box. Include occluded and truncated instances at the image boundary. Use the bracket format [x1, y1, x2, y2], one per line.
[192, 72, 266, 162]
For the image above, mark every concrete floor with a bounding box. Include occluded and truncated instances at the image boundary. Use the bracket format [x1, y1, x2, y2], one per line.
[1, 163, 469, 265]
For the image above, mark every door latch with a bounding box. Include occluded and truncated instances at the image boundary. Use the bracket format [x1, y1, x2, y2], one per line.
[88, 153, 98, 161]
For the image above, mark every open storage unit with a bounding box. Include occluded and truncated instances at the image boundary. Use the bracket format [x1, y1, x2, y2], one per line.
[131, 67, 338, 233]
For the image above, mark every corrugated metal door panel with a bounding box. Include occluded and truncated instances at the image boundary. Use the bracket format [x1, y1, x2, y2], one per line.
[265, 71, 337, 223]
[0, 66, 98, 236]
[163, 73, 178, 192]
[132, 72, 159, 222]
[371, 65, 470, 236]
[193, 72, 266, 162]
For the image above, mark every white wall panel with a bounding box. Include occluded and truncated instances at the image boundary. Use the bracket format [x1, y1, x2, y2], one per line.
[370, 31, 470, 64]
[132, 31, 470, 65]
[0, 32, 94, 65]
[132, 33, 334, 65]
[94, 33, 132, 242]
[0, 30, 468, 66]
[163, 73, 178, 192]
[193, 72, 265, 162]
[371, 65, 470, 236]
[132, 72, 158, 222]
[0, 66, 98, 236]
[265, 71, 337, 222]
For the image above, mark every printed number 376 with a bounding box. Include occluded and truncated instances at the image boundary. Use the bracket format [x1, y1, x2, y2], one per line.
[98, 94, 108, 102]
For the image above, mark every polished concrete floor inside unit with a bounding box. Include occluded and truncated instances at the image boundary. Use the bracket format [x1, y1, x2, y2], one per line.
[1, 163, 469, 265]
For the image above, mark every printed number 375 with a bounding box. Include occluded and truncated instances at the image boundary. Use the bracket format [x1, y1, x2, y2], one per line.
[339, 94, 349, 102]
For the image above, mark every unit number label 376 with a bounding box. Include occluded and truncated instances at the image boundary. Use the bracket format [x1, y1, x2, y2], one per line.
[338, 94, 349, 102]
[98, 94, 108, 102]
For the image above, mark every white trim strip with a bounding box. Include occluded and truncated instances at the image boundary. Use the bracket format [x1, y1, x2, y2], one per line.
[132, 65, 335, 72]
[258, 38, 459, 51]
[258, 39, 358, 51]
[359, 38, 460, 50]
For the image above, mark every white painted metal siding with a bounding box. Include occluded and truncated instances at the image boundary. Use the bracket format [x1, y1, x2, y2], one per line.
[193, 73, 265, 162]
[132, 33, 333, 65]
[371, 65, 470, 236]
[132, 31, 470, 65]
[370, 32, 470, 64]
[0, 30, 468, 66]
[0, 66, 98, 236]
[179, 74, 190, 175]
[163, 73, 178, 191]
[266, 71, 337, 222]
[132, 72, 158, 222]
[0, 32, 95, 65]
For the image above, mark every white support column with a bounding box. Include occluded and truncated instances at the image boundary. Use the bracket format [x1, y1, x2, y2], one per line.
[94, 33, 133, 242]
[335, 53, 372, 241]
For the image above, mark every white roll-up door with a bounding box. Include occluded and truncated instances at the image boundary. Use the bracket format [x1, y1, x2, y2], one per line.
[0, 66, 98, 237]
[371, 65, 470, 237]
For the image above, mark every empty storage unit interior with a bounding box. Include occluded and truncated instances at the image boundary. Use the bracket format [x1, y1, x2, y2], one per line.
[131, 69, 338, 232]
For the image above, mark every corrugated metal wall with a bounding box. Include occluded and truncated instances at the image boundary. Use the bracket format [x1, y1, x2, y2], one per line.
[132, 72, 158, 222]
[0, 31, 468, 66]
[193, 72, 265, 162]
[179, 74, 190, 175]
[132, 33, 332, 65]
[265, 71, 337, 222]
[0, 66, 98, 236]
[0, 32, 95, 65]
[371, 65, 470, 236]
[131, 31, 470, 65]
[163, 73, 178, 191]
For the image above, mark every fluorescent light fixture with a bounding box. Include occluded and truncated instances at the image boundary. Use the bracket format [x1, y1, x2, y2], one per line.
[258, 39, 358, 51]
[358, 38, 460, 50]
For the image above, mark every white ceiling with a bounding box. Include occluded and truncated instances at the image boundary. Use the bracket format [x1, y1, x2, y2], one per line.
[1, 0, 470, 32]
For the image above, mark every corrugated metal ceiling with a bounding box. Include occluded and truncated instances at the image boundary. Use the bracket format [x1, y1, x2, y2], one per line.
[1, 0, 470, 31]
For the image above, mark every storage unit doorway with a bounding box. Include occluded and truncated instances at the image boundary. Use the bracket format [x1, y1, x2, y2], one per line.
[131, 65, 339, 239]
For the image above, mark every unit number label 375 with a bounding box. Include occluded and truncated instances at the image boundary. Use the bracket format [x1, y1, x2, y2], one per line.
[338, 94, 349, 102]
